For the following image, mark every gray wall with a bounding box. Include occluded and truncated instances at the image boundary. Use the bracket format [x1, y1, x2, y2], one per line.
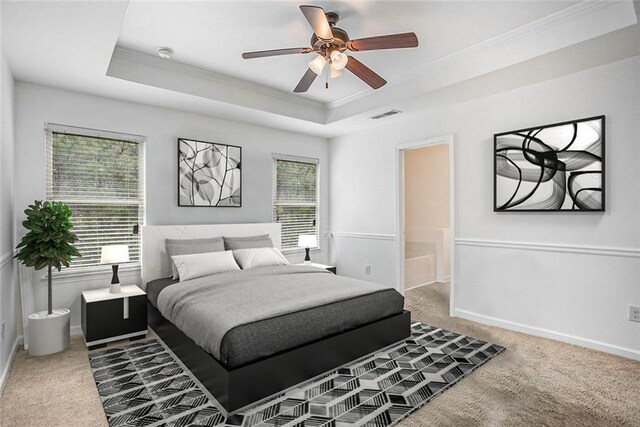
[13, 82, 330, 336]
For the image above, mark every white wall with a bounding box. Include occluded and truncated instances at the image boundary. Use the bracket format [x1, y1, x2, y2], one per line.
[0, 0, 21, 392]
[14, 82, 330, 341]
[330, 56, 640, 360]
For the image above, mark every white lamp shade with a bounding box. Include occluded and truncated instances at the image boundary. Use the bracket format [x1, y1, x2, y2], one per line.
[298, 234, 318, 248]
[100, 245, 130, 264]
[329, 66, 343, 79]
[330, 50, 348, 70]
[308, 55, 327, 75]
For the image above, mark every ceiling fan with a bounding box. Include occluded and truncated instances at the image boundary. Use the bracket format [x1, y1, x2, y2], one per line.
[242, 5, 418, 93]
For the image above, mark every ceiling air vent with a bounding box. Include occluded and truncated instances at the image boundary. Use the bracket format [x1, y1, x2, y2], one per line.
[370, 110, 402, 120]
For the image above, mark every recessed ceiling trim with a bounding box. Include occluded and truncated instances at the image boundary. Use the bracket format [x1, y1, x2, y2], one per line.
[108, 47, 327, 124]
[327, 0, 637, 109]
[111, 46, 326, 112]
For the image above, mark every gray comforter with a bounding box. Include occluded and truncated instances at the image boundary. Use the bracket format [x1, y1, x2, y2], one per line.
[156, 265, 397, 361]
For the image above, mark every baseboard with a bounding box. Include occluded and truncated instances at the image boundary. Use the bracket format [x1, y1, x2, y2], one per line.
[455, 309, 640, 361]
[405, 280, 437, 290]
[436, 275, 450, 283]
[0, 335, 23, 397]
[70, 325, 83, 337]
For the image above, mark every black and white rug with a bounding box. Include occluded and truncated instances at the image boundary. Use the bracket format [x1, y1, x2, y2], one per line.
[89, 323, 504, 427]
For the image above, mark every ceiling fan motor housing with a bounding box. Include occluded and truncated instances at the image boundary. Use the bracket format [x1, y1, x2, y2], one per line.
[310, 12, 349, 54]
[311, 27, 349, 52]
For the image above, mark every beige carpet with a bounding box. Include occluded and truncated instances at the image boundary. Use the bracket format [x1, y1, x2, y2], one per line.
[1, 283, 638, 426]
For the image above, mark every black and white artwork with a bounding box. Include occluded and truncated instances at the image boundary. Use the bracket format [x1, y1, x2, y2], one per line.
[494, 116, 605, 212]
[178, 138, 241, 207]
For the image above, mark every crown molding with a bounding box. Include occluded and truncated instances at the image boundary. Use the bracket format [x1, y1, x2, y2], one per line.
[328, 0, 634, 109]
[111, 46, 327, 113]
[107, 0, 636, 128]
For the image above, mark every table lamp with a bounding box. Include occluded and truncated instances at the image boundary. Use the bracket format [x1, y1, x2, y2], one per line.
[100, 245, 129, 294]
[297, 235, 318, 265]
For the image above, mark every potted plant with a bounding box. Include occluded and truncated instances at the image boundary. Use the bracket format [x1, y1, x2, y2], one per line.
[15, 200, 81, 356]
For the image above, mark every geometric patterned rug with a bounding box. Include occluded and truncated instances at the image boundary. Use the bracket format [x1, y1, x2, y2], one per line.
[89, 323, 505, 427]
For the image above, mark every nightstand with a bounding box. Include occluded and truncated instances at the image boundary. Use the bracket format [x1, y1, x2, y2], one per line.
[81, 285, 148, 350]
[297, 262, 337, 274]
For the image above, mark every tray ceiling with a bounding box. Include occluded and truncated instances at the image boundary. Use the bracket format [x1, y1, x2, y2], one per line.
[2, 1, 638, 137]
[116, 1, 578, 104]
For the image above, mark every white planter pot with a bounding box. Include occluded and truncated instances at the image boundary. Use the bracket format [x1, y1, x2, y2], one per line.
[28, 309, 70, 356]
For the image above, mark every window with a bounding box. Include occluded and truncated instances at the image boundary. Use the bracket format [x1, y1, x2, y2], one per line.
[45, 124, 144, 270]
[272, 155, 319, 251]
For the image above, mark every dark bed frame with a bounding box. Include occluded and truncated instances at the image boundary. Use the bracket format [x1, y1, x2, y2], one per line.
[148, 303, 411, 413]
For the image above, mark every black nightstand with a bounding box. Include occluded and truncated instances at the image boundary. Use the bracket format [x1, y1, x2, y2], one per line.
[297, 262, 337, 274]
[81, 285, 148, 350]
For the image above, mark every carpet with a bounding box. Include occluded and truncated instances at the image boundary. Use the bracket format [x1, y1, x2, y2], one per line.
[89, 322, 504, 427]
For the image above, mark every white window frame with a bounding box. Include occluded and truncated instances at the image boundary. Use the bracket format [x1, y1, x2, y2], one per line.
[272, 153, 320, 253]
[44, 123, 146, 275]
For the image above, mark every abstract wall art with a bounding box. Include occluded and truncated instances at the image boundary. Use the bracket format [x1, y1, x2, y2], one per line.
[494, 116, 605, 212]
[178, 138, 241, 207]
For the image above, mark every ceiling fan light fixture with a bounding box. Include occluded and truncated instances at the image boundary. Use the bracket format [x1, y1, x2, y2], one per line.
[308, 54, 327, 75]
[330, 50, 348, 70]
[241, 5, 418, 93]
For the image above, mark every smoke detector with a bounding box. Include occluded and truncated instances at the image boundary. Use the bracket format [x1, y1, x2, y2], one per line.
[157, 47, 174, 59]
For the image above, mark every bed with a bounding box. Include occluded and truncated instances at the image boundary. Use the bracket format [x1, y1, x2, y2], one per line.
[143, 223, 411, 412]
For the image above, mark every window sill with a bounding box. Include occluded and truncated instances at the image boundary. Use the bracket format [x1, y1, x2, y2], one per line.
[281, 247, 322, 254]
[40, 263, 141, 285]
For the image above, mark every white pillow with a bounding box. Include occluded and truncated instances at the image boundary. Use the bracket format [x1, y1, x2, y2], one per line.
[233, 247, 290, 269]
[171, 250, 240, 282]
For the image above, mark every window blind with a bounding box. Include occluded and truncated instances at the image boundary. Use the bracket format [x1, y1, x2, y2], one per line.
[272, 155, 319, 251]
[45, 125, 145, 270]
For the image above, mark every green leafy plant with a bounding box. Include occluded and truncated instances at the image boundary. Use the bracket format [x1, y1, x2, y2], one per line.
[15, 201, 81, 314]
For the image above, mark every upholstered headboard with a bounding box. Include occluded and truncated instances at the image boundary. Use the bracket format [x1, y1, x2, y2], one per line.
[141, 223, 282, 287]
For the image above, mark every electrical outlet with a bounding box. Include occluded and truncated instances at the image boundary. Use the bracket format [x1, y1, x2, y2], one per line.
[630, 306, 640, 322]
[365, 265, 371, 275]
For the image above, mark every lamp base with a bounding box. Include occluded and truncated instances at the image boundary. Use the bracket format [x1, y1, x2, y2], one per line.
[110, 264, 121, 293]
[304, 247, 311, 264]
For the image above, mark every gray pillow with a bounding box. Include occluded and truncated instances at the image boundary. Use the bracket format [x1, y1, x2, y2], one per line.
[223, 234, 274, 251]
[165, 237, 225, 279]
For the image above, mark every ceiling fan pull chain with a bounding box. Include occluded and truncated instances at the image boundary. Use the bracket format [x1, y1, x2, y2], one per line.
[325, 63, 329, 89]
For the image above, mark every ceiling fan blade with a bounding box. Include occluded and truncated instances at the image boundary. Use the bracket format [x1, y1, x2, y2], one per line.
[345, 56, 386, 89]
[294, 68, 318, 93]
[300, 5, 333, 40]
[347, 32, 418, 52]
[242, 47, 312, 59]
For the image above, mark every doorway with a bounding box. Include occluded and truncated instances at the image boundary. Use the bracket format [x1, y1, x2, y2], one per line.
[396, 135, 455, 315]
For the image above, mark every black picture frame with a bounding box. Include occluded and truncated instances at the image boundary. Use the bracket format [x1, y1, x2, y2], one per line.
[493, 115, 605, 212]
[178, 138, 242, 207]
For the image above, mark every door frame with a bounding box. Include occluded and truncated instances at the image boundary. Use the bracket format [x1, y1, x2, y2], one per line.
[395, 134, 455, 316]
